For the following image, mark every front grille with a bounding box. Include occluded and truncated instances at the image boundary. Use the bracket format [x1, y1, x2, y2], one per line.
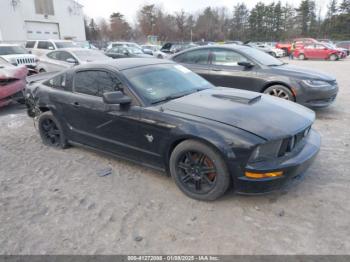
[16, 57, 35, 65]
[278, 126, 311, 157]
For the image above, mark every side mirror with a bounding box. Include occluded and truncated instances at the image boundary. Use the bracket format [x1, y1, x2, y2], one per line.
[48, 46, 54, 50]
[103, 91, 132, 105]
[123, 50, 130, 56]
[66, 58, 78, 64]
[238, 61, 254, 68]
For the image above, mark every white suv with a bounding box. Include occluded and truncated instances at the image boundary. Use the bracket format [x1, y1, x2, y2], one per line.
[0, 44, 38, 75]
[25, 40, 76, 57]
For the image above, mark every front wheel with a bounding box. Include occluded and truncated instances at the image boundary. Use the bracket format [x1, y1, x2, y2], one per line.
[169, 140, 231, 201]
[329, 54, 338, 61]
[263, 85, 294, 101]
[298, 54, 305, 60]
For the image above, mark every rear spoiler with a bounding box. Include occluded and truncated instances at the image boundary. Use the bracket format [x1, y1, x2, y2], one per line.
[26, 71, 59, 85]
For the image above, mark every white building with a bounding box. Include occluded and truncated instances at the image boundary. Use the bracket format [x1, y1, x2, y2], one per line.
[0, 0, 86, 41]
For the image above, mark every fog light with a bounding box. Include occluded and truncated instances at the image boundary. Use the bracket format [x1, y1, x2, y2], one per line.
[245, 171, 283, 179]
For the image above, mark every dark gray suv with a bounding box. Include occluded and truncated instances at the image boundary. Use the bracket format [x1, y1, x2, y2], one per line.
[170, 45, 338, 108]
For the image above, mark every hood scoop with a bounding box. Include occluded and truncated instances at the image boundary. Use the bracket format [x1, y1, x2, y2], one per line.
[212, 93, 261, 105]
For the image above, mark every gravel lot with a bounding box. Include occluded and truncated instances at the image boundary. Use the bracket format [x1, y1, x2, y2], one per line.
[1, 58, 350, 255]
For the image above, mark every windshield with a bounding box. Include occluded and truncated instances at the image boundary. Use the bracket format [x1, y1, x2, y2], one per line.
[55, 42, 75, 49]
[0, 46, 28, 55]
[124, 64, 213, 104]
[241, 46, 284, 66]
[72, 50, 108, 61]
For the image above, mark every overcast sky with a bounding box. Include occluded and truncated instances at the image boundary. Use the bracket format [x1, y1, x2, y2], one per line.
[79, 0, 328, 24]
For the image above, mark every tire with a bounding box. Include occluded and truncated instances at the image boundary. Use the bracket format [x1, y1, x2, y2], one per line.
[329, 54, 338, 61]
[298, 54, 305, 60]
[263, 85, 294, 101]
[39, 69, 46, 73]
[169, 140, 231, 201]
[38, 111, 69, 149]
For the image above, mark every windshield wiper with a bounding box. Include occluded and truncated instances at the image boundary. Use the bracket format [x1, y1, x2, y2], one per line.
[151, 89, 203, 105]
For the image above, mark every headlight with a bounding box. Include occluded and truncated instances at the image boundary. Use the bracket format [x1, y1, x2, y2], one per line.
[302, 79, 331, 88]
[249, 140, 282, 163]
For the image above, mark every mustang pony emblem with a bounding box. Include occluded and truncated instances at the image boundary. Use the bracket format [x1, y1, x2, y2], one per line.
[145, 134, 154, 143]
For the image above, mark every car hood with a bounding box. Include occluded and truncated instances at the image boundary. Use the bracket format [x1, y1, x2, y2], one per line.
[269, 64, 336, 81]
[0, 65, 27, 80]
[161, 88, 315, 140]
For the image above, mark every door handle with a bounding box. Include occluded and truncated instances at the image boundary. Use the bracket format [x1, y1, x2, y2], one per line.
[72, 102, 80, 107]
[211, 68, 222, 71]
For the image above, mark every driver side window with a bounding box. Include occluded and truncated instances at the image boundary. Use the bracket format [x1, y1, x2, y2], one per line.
[211, 49, 248, 66]
[74, 70, 122, 97]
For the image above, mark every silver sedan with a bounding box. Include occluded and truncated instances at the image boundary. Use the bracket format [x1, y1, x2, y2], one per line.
[37, 48, 112, 73]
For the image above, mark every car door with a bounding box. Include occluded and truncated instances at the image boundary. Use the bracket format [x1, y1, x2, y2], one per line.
[61, 69, 143, 161]
[207, 48, 261, 91]
[172, 49, 211, 80]
[315, 44, 328, 59]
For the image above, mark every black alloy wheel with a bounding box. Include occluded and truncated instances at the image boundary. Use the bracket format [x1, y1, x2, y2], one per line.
[177, 151, 218, 194]
[38, 111, 68, 148]
[170, 140, 230, 201]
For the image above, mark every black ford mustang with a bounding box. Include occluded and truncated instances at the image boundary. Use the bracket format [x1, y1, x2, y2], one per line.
[25, 58, 321, 200]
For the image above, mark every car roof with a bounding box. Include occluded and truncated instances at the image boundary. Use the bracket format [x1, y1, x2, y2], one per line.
[51, 48, 98, 52]
[76, 58, 175, 71]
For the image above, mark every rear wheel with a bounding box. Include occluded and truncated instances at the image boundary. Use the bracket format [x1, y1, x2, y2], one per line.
[263, 85, 294, 101]
[298, 53, 305, 60]
[38, 111, 69, 149]
[329, 54, 338, 61]
[169, 140, 230, 201]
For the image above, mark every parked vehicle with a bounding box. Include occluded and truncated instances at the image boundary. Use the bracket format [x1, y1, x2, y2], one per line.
[275, 41, 292, 55]
[141, 44, 161, 56]
[37, 48, 111, 72]
[0, 44, 38, 75]
[0, 57, 28, 107]
[73, 41, 99, 50]
[170, 45, 338, 108]
[25, 58, 320, 200]
[294, 43, 343, 61]
[246, 43, 285, 57]
[105, 46, 152, 59]
[336, 41, 350, 55]
[25, 40, 76, 57]
[106, 42, 141, 51]
[155, 42, 198, 59]
[275, 38, 318, 54]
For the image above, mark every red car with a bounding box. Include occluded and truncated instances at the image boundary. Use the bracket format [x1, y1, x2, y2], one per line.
[294, 43, 342, 61]
[0, 58, 28, 107]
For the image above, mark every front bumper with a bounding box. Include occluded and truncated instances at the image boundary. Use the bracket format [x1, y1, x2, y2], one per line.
[234, 129, 321, 194]
[296, 82, 339, 108]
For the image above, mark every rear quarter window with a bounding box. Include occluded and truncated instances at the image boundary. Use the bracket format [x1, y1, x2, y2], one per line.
[44, 73, 68, 91]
